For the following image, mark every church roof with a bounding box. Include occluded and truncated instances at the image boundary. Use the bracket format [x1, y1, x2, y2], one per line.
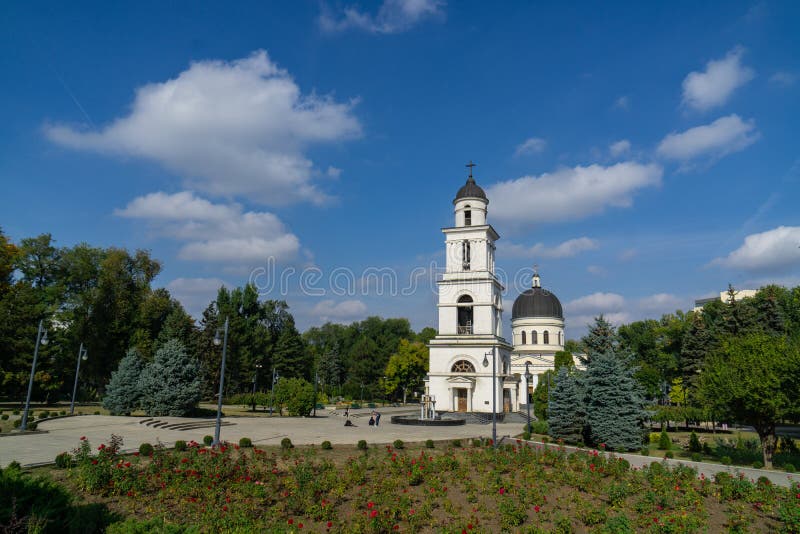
[454, 176, 488, 203]
[512, 287, 564, 320]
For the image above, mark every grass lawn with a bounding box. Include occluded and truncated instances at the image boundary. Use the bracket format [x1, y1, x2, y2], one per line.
[6, 435, 799, 533]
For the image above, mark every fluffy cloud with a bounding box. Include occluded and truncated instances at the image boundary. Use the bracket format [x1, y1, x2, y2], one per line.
[311, 299, 368, 322]
[515, 137, 547, 156]
[115, 191, 301, 263]
[565, 291, 685, 333]
[613, 96, 630, 110]
[656, 114, 758, 162]
[565, 292, 626, 315]
[319, 0, 444, 34]
[487, 162, 662, 225]
[45, 51, 361, 206]
[609, 139, 631, 157]
[711, 226, 800, 273]
[502, 237, 599, 259]
[682, 47, 754, 111]
[165, 277, 228, 319]
[637, 293, 686, 313]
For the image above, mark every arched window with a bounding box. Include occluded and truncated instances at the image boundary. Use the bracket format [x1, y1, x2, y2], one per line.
[531, 330, 538, 344]
[451, 360, 476, 373]
[543, 330, 549, 344]
[521, 330, 526, 344]
[558, 331, 562, 345]
[462, 240, 471, 270]
[457, 295, 473, 334]
[464, 205, 472, 226]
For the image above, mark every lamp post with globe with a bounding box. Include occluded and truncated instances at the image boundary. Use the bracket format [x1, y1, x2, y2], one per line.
[213, 317, 229, 447]
[21, 320, 48, 431]
[70, 343, 88, 415]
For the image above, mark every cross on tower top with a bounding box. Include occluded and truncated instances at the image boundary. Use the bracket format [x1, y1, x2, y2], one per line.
[466, 161, 476, 180]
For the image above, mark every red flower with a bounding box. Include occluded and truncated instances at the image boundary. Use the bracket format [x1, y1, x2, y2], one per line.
[91, 459, 98, 465]
[534, 505, 541, 513]
[133, 452, 139, 456]
[298, 523, 303, 529]
[80, 436, 86, 440]
[367, 501, 374, 509]
[370, 510, 378, 518]
[288, 518, 294, 525]
[124, 462, 131, 467]
[222, 506, 228, 512]
[326, 521, 333, 529]
[467, 523, 473, 529]
[126, 491, 133, 497]
[499, 488, 505, 495]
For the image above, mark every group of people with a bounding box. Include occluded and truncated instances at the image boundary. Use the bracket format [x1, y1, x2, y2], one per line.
[342, 407, 381, 427]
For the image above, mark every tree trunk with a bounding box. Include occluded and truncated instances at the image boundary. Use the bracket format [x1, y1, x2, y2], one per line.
[756, 423, 776, 468]
[402, 387, 407, 405]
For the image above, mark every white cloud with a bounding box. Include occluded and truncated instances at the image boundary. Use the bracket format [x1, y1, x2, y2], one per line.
[711, 226, 800, 273]
[487, 162, 662, 225]
[565, 292, 626, 315]
[45, 51, 361, 206]
[514, 137, 547, 156]
[165, 277, 228, 319]
[502, 237, 599, 259]
[682, 46, 754, 111]
[311, 299, 368, 322]
[115, 191, 301, 263]
[319, 0, 444, 34]
[609, 139, 631, 157]
[770, 71, 797, 87]
[619, 248, 637, 261]
[613, 96, 630, 110]
[587, 265, 606, 276]
[637, 293, 685, 313]
[656, 114, 759, 163]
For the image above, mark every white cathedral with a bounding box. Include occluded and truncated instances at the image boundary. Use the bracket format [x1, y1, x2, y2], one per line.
[426, 168, 566, 414]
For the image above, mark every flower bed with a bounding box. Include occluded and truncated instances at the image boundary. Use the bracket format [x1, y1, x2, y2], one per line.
[44, 437, 800, 532]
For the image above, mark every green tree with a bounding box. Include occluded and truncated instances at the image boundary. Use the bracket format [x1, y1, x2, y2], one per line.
[548, 367, 586, 444]
[553, 351, 574, 371]
[103, 348, 145, 415]
[384, 339, 428, 403]
[583, 351, 646, 451]
[273, 377, 315, 416]
[138, 339, 202, 417]
[272, 318, 310, 380]
[579, 315, 617, 365]
[532, 370, 554, 420]
[698, 333, 800, 467]
[415, 327, 437, 345]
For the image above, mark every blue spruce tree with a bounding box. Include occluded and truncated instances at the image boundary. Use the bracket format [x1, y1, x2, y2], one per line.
[138, 339, 202, 417]
[583, 351, 646, 451]
[547, 366, 586, 444]
[103, 348, 145, 415]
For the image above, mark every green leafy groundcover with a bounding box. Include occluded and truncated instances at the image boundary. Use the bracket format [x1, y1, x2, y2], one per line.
[47, 437, 800, 532]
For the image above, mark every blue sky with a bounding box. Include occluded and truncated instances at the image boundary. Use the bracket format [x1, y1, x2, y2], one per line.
[2, 1, 799, 337]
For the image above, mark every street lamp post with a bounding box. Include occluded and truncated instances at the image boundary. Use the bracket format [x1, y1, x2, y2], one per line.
[21, 320, 48, 431]
[213, 317, 230, 447]
[251, 363, 263, 412]
[524, 361, 532, 436]
[269, 368, 279, 416]
[483, 348, 497, 449]
[70, 343, 88, 415]
[312, 370, 319, 417]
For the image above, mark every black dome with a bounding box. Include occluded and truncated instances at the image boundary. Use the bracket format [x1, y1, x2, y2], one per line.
[512, 288, 563, 320]
[454, 176, 488, 203]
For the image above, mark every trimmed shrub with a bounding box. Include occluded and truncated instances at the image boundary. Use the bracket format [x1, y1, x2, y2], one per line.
[1, 414, 8, 420]
[640, 447, 650, 456]
[39, 410, 50, 418]
[321, 440, 333, 450]
[451, 439, 462, 448]
[783, 463, 796, 473]
[689, 431, 702, 453]
[664, 451, 674, 459]
[752, 460, 764, 469]
[691, 452, 702, 462]
[281, 437, 294, 450]
[472, 438, 482, 448]
[203, 435, 214, 446]
[393, 439, 404, 450]
[658, 430, 671, 450]
[357, 439, 368, 451]
[721, 456, 732, 465]
[139, 443, 154, 456]
[174, 440, 187, 452]
[702, 442, 713, 455]
[530, 419, 549, 435]
[239, 437, 253, 448]
[93, 411, 100, 415]
[59, 410, 66, 416]
[13, 419, 21, 428]
[522, 431, 531, 441]
[425, 439, 435, 449]
[55, 451, 72, 468]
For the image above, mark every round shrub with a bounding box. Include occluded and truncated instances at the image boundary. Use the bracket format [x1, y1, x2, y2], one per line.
[55, 452, 72, 468]
[721, 455, 732, 465]
[783, 463, 796, 473]
[203, 435, 214, 446]
[139, 443, 154, 456]
[321, 440, 333, 450]
[12, 410, 19, 415]
[93, 411, 100, 415]
[690, 452, 702, 462]
[664, 451, 674, 459]
[174, 440, 187, 452]
[472, 438, 482, 448]
[451, 439, 462, 448]
[357, 439, 368, 451]
[658, 430, 671, 450]
[29, 422, 38, 431]
[393, 439, 404, 450]
[281, 437, 294, 450]
[13, 419, 21, 428]
[425, 439, 435, 449]
[640, 447, 650, 456]
[752, 460, 764, 469]
[239, 437, 253, 448]
[1, 414, 8, 420]
[522, 431, 531, 441]
[40, 411, 50, 419]
[59, 410, 66, 416]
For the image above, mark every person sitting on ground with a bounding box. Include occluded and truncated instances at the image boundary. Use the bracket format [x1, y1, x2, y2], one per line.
[368, 416, 375, 427]
[344, 419, 354, 427]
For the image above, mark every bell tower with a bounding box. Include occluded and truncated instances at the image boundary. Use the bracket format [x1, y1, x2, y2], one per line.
[426, 162, 515, 414]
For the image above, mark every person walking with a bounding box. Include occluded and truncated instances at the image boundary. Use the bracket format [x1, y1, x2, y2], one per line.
[375, 411, 381, 426]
